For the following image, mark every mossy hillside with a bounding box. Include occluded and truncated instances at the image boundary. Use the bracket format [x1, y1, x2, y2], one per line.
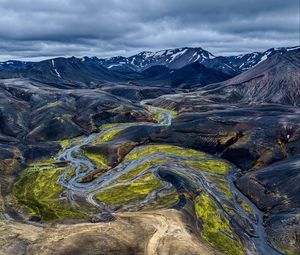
[153, 111, 165, 123]
[273, 243, 297, 255]
[143, 189, 180, 210]
[58, 136, 84, 151]
[59, 139, 73, 150]
[101, 128, 124, 142]
[14, 163, 86, 221]
[126, 145, 207, 161]
[65, 167, 76, 180]
[82, 151, 108, 169]
[154, 107, 177, 116]
[207, 175, 233, 201]
[236, 196, 255, 217]
[195, 193, 244, 255]
[185, 159, 230, 175]
[100, 122, 138, 130]
[96, 173, 164, 206]
[92, 128, 125, 145]
[117, 158, 168, 182]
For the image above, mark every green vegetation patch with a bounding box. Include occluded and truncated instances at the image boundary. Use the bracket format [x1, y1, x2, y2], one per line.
[118, 158, 168, 182]
[185, 159, 230, 175]
[14, 163, 85, 221]
[195, 193, 244, 255]
[65, 167, 76, 180]
[126, 145, 207, 161]
[236, 196, 255, 217]
[153, 111, 165, 123]
[58, 136, 84, 151]
[155, 107, 177, 116]
[100, 122, 139, 130]
[143, 189, 180, 210]
[92, 128, 125, 144]
[101, 128, 124, 142]
[96, 173, 164, 206]
[82, 151, 108, 169]
[207, 175, 233, 201]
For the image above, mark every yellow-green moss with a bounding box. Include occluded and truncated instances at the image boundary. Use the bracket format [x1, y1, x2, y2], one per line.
[185, 159, 230, 175]
[14, 164, 86, 221]
[155, 107, 177, 116]
[27, 158, 57, 166]
[83, 151, 108, 169]
[59, 139, 73, 149]
[237, 196, 255, 217]
[58, 137, 84, 150]
[207, 175, 233, 201]
[96, 173, 164, 206]
[272, 243, 297, 255]
[65, 167, 76, 180]
[126, 145, 207, 161]
[101, 128, 124, 142]
[195, 193, 245, 255]
[100, 122, 138, 130]
[143, 189, 179, 210]
[92, 128, 125, 145]
[153, 111, 165, 123]
[118, 158, 168, 182]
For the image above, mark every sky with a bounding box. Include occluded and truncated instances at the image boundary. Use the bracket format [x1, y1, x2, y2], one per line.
[0, 0, 299, 61]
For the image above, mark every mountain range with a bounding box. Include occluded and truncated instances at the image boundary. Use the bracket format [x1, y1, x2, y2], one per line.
[0, 46, 299, 90]
[1, 44, 300, 255]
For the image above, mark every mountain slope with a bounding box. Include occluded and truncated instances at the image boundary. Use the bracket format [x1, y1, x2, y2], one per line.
[140, 62, 233, 89]
[227, 46, 300, 71]
[203, 50, 300, 106]
[0, 57, 132, 87]
[99, 47, 216, 71]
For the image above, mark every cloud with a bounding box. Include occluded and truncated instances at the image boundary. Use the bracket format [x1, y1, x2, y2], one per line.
[0, 0, 298, 60]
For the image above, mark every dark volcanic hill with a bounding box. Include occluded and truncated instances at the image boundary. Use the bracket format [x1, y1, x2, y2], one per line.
[140, 62, 233, 89]
[0, 57, 132, 87]
[227, 46, 300, 71]
[201, 50, 300, 106]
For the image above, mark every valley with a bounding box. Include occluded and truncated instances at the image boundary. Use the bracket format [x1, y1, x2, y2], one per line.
[0, 47, 299, 255]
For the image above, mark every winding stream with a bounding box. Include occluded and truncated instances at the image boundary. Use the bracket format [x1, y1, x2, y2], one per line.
[55, 101, 282, 255]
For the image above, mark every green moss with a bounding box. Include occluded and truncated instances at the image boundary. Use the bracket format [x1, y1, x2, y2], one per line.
[27, 158, 57, 166]
[126, 145, 207, 161]
[272, 244, 297, 255]
[59, 139, 73, 149]
[92, 128, 125, 145]
[207, 175, 233, 201]
[65, 167, 76, 180]
[195, 193, 245, 255]
[155, 107, 177, 116]
[185, 159, 230, 175]
[101, 128, 124, 142]
[100, 122, 138, 130]
[153, 111, 165, 123]
[14, 164, 86, 221]
[236, 196, 255, 217]
[96, 173, 164, 206]
[83, 151, 108, 169]
[221, 202, 236, 217]
[58, 137, 84, 150]
[118, 158, 168, 182]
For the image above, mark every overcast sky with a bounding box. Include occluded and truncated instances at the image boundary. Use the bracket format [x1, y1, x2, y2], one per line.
[0, 0, 299, 61]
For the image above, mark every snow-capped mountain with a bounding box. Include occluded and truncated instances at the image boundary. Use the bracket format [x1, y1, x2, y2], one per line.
[0, 45, 298, 89]
[227, 46, 300, 71]
[98, 47, 216, 72]
[0, 60, 32, 70]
